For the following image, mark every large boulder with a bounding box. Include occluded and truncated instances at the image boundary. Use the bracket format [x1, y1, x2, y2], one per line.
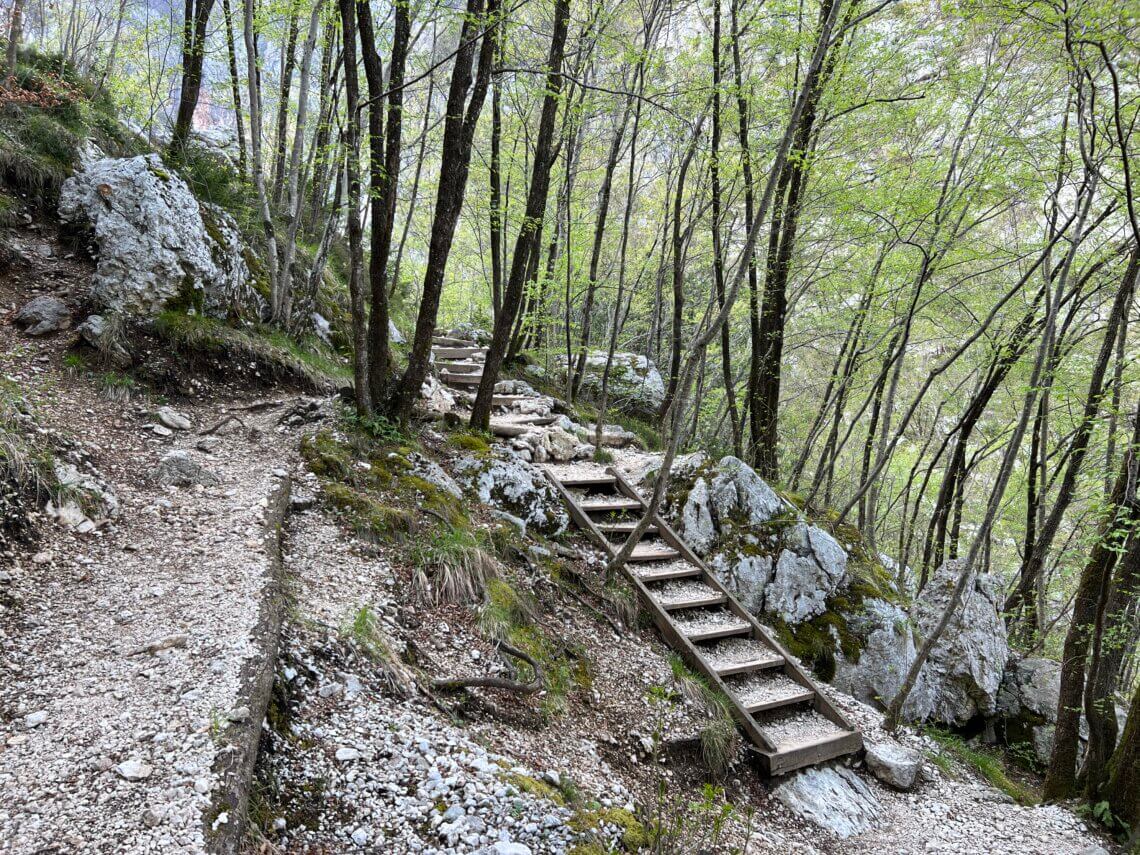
[59, 154, 265, 319]
[996, 656, 1067, 764]
[764, 523, 848, 623]
[909, 559, 1009, 725]
[453, 452, 568, 536]
[834, 598, 934, 716]
[774, 766, 881, 838]
[557, 351, 664, 417]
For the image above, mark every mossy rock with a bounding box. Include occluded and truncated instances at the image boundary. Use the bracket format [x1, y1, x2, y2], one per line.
[569, 807, 649, 850]
[504, 772, 565, 805]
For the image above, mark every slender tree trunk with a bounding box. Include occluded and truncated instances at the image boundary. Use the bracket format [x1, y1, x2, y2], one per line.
[221, 0, 247, 177]
[170, 0, 216, 157]
[243, 0, 279, 315]
[1104, 681, 1140, 831]
[471, 0, 571, 430]
[275, 0, 322, 328]
[709, 0, 741, 458]
[337, 0, 369, 413]
[271, 6, 300, 209]
[385, 0, 498, 424]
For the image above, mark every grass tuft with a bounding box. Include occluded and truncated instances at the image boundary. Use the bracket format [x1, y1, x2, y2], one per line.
[411, 525, 501, 606]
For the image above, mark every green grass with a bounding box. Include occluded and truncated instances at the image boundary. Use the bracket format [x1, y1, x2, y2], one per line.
[154, 311, 349, 390]
[0, 49, 143, 205]
[410, 525, 501, 605]
[925, 728, 1039, 805]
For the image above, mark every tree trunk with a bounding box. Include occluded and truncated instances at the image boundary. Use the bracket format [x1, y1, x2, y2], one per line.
[170, 0, 216, 157]
[385, 0, 498, 424]
[1104, 681, 1140, 831]
[471, 0, 571, 430]
[271, 7, 300, 210]
[337, 0, 369, 413]
[1044, 409, 1140, 800]
[221, 0, 247, 177]
[358, 0, 410, 405]
[6, 0, 26, 83]
[242, 0, 279, 316]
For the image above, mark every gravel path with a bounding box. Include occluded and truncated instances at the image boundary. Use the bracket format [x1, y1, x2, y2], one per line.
[0, 323, 303, 853]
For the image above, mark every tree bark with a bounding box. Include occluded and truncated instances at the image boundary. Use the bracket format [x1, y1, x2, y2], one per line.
[170, 0, 216, 157]
[385, 0, 498, 424]
[470, 0, 572, 430]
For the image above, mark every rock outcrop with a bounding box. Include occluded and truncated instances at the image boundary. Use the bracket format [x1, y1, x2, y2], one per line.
[59, 154, 265, 320]
[453, 453, 568, 536]
[765, 523, 848, 623]
[154, 450, 221, 487]
[909, 559, 1009, 725]
[996, 656, 1066, 764]
[834, 597, 933, 714]
[774, 765, 882, 838]
[547, 351, 665, 417]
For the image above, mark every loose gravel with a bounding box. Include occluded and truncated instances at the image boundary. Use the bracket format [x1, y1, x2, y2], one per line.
[698, 636, 782, 669]
[726, 671, 811, 709]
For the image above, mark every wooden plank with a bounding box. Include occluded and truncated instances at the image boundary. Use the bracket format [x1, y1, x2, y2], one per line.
[432, 335, 476, 347]
[432, 346, 485, 359]
[632, 563, 701, 582]
[765, 731, 864, 777]
[681, 620, 753, 642]
[655, 592, 728, 610]
[712, 655, 785, 676]
[440, 371, 483, 385]
[741, 688, 815, 714]
[440, 361, 482, 374]
[579, 498, 642, 513]
[608, 467, 860, 737]
[629, 546, 680, 562]
[558, 474, 617, 487]
[597, 521, 658, 534]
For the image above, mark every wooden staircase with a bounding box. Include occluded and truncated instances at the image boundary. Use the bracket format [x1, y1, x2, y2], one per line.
[543, 462, 863, 776]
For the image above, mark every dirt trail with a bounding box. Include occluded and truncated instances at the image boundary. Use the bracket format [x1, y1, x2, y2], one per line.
[0, 247, 305, 852]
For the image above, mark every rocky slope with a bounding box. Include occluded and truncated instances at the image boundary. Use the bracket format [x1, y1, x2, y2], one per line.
[0, 154, 1121, 854]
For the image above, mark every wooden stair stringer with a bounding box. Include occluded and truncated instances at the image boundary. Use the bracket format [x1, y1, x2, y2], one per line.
[541, 461, 863, 776]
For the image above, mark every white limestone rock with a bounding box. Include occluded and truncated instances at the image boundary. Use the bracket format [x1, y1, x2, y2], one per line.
[864, 741, 923, 790]
[774, 765, 881, 838]
[59, 154, 265, 319]
[910, 559, 1009, 725]
[764, 523, 848, 623]
[454, 453, 568, 536]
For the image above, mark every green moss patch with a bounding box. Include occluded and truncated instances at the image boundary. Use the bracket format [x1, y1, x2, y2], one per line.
[569, 807, 649, 850]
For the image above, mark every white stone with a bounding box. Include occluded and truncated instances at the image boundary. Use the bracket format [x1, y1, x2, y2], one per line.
[774, 766, 881, 838]
[114, 760, 154, 781]
[865, 741, 923, 790]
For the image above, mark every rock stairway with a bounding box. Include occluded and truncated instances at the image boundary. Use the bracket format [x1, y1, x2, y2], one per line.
[542, 461, 863, 776]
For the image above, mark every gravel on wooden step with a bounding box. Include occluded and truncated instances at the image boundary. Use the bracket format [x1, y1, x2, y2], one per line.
[632, 559, 697, 580]
[758, 708, 847, 751]
[700, 636, 781, 669]
[547, 462, 612, 482]
[726, 671, 810, 709]
[649, 579, 721, 606]
[672, 608, 749, 637]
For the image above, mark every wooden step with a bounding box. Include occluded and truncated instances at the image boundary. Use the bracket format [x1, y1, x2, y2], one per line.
[629, 543, 681, 562]
[597, 521, 658, 535]
[440, 371, 483, 385]
[756, 709, 862, 776]
[579, 497, 642, 513]
[648, 579, 726, 610]
[698, 636, 785, 676]
[433, 346, 485, 359]
[440, 361, 482, 374]
[492, 395, 534, 407]
[632, 560, 702, 582]
[673, 609, 752, 642]
[433, 335, 476, 347]
[726, 672, 814, 714]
